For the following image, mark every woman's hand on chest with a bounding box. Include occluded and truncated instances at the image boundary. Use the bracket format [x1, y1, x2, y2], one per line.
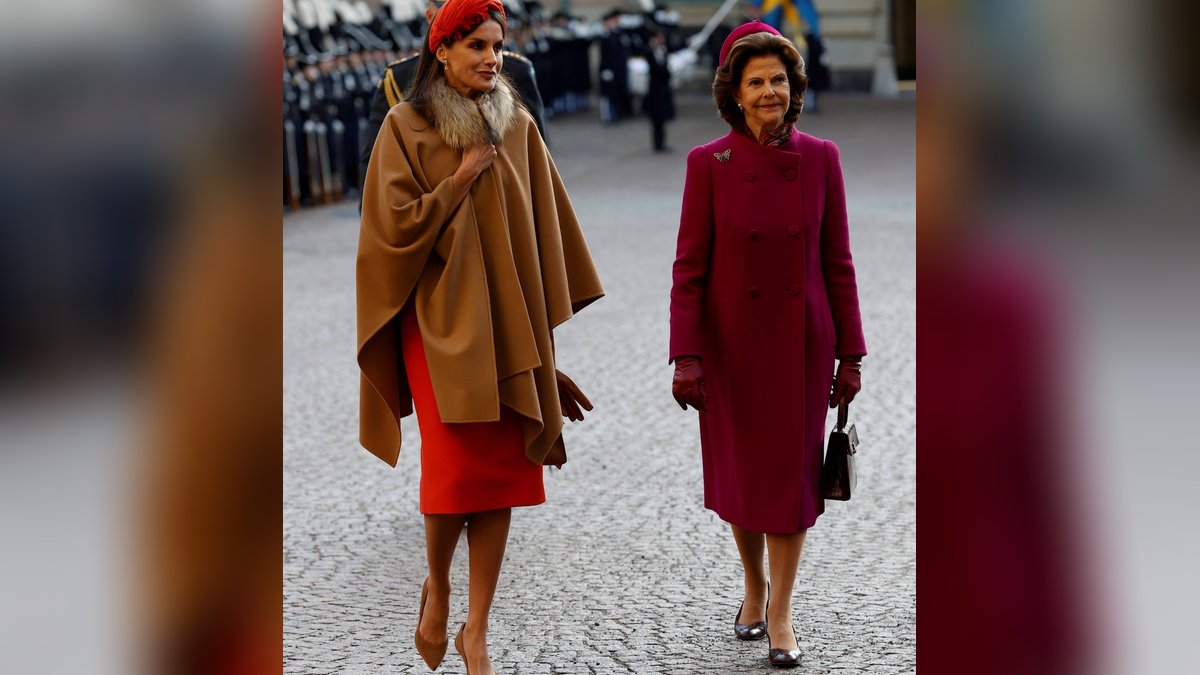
[451, 142, 497, 197]
[455, 142, 497, 183]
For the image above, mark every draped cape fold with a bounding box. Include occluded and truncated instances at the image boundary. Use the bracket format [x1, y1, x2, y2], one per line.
[356, 77, 604, 467]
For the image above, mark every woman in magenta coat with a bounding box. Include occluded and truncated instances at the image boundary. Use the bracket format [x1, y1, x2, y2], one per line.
[668, 22, 866, 669]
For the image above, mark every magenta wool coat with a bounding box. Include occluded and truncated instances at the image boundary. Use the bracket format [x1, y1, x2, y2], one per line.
[669, 128, 867, 533]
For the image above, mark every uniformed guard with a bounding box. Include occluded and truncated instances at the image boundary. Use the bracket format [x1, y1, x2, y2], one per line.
[549, 11, 592, 115]
[598, 9, 631, 124]
[524, 10, 558, 120]
[639, 24, 675, 152]
[284, 56, 304, 210]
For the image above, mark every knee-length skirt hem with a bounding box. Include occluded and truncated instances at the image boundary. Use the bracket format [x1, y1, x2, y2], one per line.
[705, 502, 822, 535]
[420, 495, 546, 516]
[401, 307, 545, 514]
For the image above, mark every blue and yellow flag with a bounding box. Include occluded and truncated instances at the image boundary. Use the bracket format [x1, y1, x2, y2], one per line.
[750, 0, 821, 37]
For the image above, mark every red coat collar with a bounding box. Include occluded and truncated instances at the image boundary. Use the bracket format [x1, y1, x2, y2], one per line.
[719, 127, 803, 168]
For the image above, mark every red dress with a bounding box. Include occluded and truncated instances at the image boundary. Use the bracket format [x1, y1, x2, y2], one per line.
[400, 307, 545, 514]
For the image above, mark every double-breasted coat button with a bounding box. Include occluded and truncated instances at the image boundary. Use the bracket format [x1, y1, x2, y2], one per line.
[784, 168, 798, 181]
[788, 225, 801, 236]
[743, 170, 756, 182]
[747, 287, 760, 298]
[787, 283, 801, 295]
[749, 229, 760, 240]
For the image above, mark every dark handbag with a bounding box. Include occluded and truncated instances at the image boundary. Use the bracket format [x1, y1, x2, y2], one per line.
[820, 402, 859, 500]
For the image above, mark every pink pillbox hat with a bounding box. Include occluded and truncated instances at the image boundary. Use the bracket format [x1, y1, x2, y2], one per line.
[718, 20, 782, 68]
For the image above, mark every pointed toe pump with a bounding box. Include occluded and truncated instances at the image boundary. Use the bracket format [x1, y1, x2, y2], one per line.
[767, 626, 803, 669]
[414, 579, 448, 670]
[734, 601, 768, 641]
[453, 625, 470, 675]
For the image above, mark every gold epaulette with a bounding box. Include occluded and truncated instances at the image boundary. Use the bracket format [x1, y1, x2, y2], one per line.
[501, 50, 530, 64]
[383, 66, 404, 108]
[379, 54, 418, 107]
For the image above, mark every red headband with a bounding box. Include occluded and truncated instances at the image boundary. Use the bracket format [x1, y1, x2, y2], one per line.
[718, 21, 782, 67]
[428, 0, 506, 54]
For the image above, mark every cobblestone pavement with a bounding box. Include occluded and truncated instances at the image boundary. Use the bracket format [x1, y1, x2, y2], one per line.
[285, 92, 915, 674]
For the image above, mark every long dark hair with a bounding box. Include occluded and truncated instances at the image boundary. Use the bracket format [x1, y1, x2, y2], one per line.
[405, 8, 507, 121]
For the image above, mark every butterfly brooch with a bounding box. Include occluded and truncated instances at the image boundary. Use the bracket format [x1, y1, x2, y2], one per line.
[713, 149, 731, 163]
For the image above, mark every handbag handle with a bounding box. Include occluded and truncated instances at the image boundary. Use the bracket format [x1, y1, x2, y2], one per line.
[836, 401, 849, 432]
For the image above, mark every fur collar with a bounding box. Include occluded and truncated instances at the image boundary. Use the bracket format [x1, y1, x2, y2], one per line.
[425, 74, 519, 149]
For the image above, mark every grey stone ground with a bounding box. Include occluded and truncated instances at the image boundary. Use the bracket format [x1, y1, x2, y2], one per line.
[284, 92, 914, 674]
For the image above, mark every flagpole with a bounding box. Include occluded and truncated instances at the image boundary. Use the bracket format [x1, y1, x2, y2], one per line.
[684, 0, 743, 56]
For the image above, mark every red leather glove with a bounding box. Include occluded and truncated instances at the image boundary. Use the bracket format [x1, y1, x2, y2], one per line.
[829, 359, 862, 408]
[672, 356, 707, 412]
[556, 369, 593, 422]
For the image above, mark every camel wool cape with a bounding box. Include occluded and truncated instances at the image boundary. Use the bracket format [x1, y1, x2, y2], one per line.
[357, 75, 604, 467]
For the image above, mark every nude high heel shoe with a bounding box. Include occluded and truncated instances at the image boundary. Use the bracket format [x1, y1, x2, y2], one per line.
[453, 625, 470, 675]
[415, 578, 448, 670]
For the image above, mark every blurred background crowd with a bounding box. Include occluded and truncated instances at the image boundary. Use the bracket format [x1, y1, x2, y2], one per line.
[283, 0, 915, 209]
